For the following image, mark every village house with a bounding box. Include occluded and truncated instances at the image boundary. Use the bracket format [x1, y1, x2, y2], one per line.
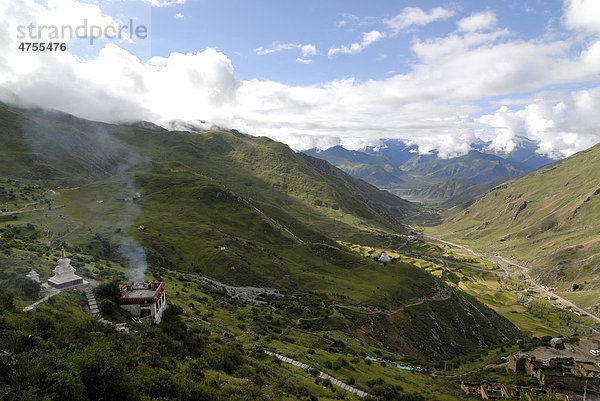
[118, 282, 167, 323]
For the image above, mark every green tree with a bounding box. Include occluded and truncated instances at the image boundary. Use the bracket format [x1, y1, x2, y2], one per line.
[70, 340, 138, 401]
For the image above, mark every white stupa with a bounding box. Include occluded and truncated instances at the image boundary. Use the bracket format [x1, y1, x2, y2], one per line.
[26, 269, 40, 283]
[378, 252, 391, 263]
[48, 247, 86, 289]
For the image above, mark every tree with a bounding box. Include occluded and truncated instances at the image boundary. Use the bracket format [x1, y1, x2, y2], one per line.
[0, 291, 14, 311]
[94, 279, 121, 301]
[70, 341, 138, 401]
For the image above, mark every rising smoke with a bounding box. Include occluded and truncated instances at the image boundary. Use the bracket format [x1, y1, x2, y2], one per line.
[119, 237, 148, 284]
[116, 177, 149, 284]
[20, 107, 151, 283]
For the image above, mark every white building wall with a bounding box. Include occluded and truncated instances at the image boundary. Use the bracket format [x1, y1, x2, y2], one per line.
[119, 292, 167, 323]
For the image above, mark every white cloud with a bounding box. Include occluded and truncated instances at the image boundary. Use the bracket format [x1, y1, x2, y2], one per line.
[328, 30, 384, 56]
[335, 13, 377, 29]
[142, 0, 185, 7]
[563, 0, 600, 33]
[457, 11, 497, 32]
[480, 90, 600, 158]
[254, 42, 317, 60]
[329, 7, 455, 58]
[296, 58, 312, 64]
[301, 44, 317, 57]
[174, 13, 184, 19]
[383, 7, 455, 35]
[2, 0, 600, 160]
[253, 42, 298, 55]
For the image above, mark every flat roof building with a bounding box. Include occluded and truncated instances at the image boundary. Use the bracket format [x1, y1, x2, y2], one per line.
[118, 282, 167, 323]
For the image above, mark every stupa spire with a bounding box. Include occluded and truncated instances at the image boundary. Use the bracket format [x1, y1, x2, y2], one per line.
[61, 246, 66, 259]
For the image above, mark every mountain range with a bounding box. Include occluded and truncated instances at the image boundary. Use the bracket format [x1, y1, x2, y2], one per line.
[303, 138, 553, 203]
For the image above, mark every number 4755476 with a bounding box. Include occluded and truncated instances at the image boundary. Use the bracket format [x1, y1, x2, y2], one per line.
[18, 43, 66, 51]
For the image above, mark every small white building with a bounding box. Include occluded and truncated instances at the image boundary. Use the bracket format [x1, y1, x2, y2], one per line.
[26, 269, 40, 283]
[550, 337, 563, 347]
[118, 282, 167, 323]
[378, 252, 391, 263]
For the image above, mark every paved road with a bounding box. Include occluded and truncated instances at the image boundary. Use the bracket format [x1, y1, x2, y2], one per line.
[425, 236, 600, 326]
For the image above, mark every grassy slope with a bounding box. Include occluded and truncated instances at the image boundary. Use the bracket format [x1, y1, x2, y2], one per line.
[429, 143, 600, 310]
[300, 154, 419, 222]
[53, 162, 520, 358]
[0, 103, 521, 357]
[0, 104, 413, 242]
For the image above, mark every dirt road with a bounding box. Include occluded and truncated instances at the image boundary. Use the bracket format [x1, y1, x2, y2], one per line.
[425, 236, 600, 326]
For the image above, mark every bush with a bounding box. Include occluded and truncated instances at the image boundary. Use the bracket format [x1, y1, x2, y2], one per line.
[94, 280, 121, 301]
[206, 343, 245, 374]
[99, 299, 120, 316]
[371, 384, 399, 400]
[366, 378, 385, 388]
[71, 341, 137, 401]
[19, 278, 41, 299]
[0, 291, 15, 311]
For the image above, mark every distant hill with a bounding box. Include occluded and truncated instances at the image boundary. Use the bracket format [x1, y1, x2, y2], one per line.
[398, 150, 529, 183]
[302, 139, 553, 203]
[430, 142, 600, 313]
[303, 145, 406, 187]
[400, 178, 479, 202]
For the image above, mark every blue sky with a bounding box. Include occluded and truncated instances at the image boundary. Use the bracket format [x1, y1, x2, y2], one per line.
[145, 0, 562, 85]
[2, 0, 600, 158]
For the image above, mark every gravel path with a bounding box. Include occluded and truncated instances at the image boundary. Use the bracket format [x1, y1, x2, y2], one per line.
[264, 350, 369, 398]
[166, 269, 282, 305]
[426, 236, 600, 325]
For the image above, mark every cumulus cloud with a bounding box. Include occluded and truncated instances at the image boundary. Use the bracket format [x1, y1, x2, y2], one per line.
[563, 0, 600, 33]
[301, 44, 317, 57]
[383, 7, 455, 35]
[480, 90, 600, 158]
[328, 30, 384, 56]
[174, 13, 184, 19]
[295, 58, 312, 64]
[457, 11, 497, 32]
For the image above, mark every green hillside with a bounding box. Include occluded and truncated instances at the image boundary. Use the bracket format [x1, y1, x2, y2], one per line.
[430, 143, 600, 312]
[0, 103, 414, 241]
[50, 162, 519, 357]
[0, 103, 539, 400]
[0, 103, 522, 358]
